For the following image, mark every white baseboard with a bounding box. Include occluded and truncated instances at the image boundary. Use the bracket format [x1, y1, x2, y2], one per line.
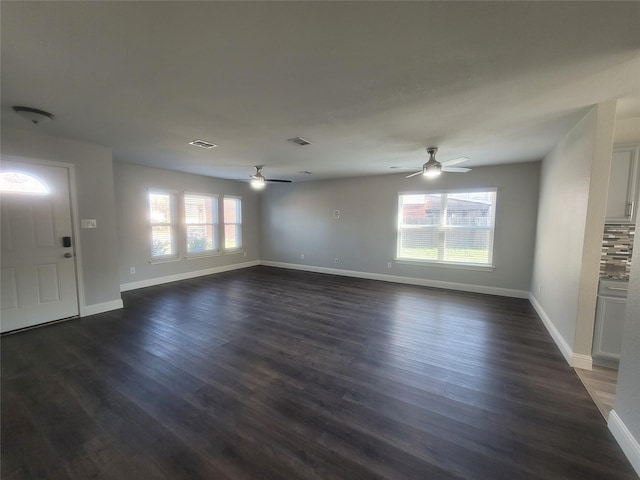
[260, 261, 529, 299]
[608, 409, 640, 477]
[571, 353, 593, 370]
[120, 260, 260, 292]
[81, 299, 124, 317]
[529, 293, 577, 367]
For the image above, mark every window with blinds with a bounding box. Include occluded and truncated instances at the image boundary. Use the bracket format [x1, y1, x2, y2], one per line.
[397, 189, 497, 266]
[223, 196, 242, 250]
[149, 191, 177, 259]
[185, 193, 218, 256]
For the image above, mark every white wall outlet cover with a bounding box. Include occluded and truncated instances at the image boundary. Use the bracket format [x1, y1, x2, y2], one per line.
[80, 219, 97, 229]
[333, 210, 340, 219]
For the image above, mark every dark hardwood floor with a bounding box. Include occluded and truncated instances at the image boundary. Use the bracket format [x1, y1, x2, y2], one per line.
[2, 266, 637, 479]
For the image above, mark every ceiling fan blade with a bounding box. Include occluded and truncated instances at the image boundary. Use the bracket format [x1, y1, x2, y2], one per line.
[405, 170, 423, 178]
[440, 156, 470, 167]
[265, 178, 292, 183]
[442, 167, 471, 173]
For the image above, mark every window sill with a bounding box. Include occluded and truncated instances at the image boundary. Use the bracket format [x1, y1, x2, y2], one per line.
[185, 251, 221, 260]
[224, 248, 245, 255]
[150, 256, 181, 265]
[394, 258, 495, 272]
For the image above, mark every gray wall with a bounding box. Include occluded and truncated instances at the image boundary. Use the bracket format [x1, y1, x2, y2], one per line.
[1, 127, 121, 308]
[261, 161, 540, 293]
[114, 162, 261, 286]
[530, 102, 615, 355]
[613, 209, 640, 455]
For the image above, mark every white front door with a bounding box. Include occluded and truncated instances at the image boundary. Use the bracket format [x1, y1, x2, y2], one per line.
[1, 161, 79, 333]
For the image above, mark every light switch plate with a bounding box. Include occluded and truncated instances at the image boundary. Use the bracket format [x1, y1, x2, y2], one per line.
[81, 219, 97, 229]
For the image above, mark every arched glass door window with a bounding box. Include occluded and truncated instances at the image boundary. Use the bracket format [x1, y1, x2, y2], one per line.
[0, 172, 49, 195]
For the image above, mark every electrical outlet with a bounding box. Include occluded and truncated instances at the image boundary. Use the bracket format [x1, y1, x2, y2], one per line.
[387, 262, 392, 269]
[334, 258, 339, 264]
[301, 254, 305, 260]
[333, 210, 341, 219]
[243, 251, 247, 258]
[130, 267, 136, 275]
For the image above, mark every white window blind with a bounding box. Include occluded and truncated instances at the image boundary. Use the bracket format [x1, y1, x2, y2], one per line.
[149, 191, 177, 259]
[397, 190, 497, 266]
[223, 196, 242, 250]
[185, 193, 218, 255]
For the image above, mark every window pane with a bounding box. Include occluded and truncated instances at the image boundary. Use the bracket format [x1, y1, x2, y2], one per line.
[444, 228, 491, 263]
[225, 225, 238, 249]
[0, 172, 49, 194]
[223, 197, 242, 249]
[186, 225, 214, 253]
[224, 198, 239, 223]
[149, 193, 172, 224]
[400, 194, 441, 225]
[152, 226, 175, 257]
[397, 190, 496, 265]
[185, 195, 216, 225]
[398, 227, 439, 260]
[149, 191, 177, 259]
[447, 191, 496, 227]
[184, 194, 217, 255]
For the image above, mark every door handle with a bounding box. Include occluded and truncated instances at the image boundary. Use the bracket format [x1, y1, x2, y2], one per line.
[64, 253, 73, 259]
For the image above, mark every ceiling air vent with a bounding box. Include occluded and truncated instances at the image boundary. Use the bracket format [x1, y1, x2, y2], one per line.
[189, 139, 217, 149]
[288, 137, 312, 146]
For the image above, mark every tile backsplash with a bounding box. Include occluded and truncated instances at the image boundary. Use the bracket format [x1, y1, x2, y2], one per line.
[600, 224, 635, 279]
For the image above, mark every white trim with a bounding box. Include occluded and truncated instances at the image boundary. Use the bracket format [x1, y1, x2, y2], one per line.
[394, 259, 495, 272]
[261, 261, 528, 298]
[608, 409, 640, 477]
[0, 155, 88, 317]
[120, 260, 259, 292]
[571, 353, 593, 370]
[528, 293, 574, 366]
[528, 294, 594, 369]
[82, 299, 124, 317]
[67, 163, 88, 317]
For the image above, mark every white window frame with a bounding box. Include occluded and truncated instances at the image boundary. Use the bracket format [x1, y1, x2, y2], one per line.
[396, 188, 497, 270]
[223, 195, 243, 252]
[148, 189, 179, 263]
[184, 192, 219, 258]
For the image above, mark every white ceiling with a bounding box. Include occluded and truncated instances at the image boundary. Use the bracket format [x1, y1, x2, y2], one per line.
[2, 2, 639, 182]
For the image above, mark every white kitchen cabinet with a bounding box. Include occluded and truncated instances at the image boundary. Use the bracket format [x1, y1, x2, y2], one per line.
[592, 279, 628, 367]
[606, 146, 639, 224]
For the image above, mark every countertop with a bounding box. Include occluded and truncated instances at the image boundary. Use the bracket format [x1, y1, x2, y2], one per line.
[600, 274, 630, 281]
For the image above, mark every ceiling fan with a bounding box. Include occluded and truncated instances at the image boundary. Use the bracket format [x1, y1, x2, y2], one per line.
[249, 166, 292, 189]
[405, 147, 471, 178]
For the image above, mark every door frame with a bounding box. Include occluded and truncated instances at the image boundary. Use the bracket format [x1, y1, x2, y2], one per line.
[1, 155, 87, 318]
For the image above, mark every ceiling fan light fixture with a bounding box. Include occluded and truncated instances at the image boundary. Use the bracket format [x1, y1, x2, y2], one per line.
[250, 176, 266, 189]
[423, 162, 442, 177]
